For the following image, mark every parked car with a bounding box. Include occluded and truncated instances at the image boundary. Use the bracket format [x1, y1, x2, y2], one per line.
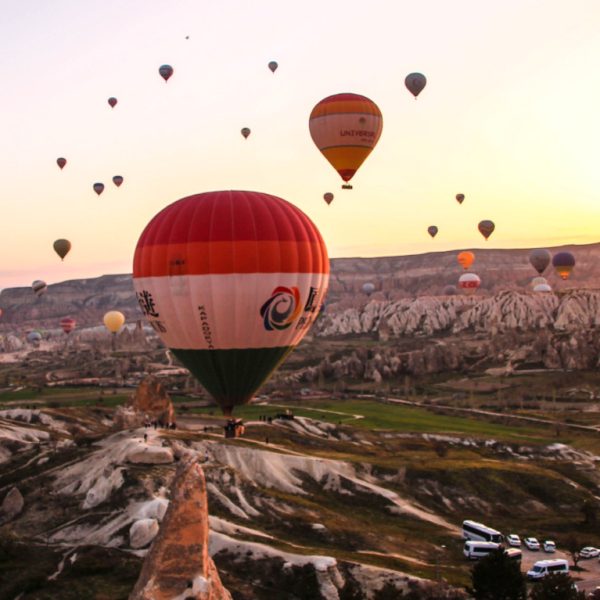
[506, 534, 521, 547]
[524, 537, 540, 551]
[543, 540, 556, 553]
[579, 546, 600, 558]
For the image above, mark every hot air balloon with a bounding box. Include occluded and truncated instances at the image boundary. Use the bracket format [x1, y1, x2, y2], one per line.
[53, 239, 71, 261]
[93, 182, 104, 195]
[533, 283, 553, 293]
[309, 93, 383, 189]
[27, 331, 42, 344]
[113, 175, 124, 187]
[32, 280, 47, 297]
[443, 284, 457, 296]
[241, 127, 251, 139]
[104, 311, 125, 333]
[428, 226, 438, 238]
[478, 220, 495, 240]
[362, 282, 375, 296]
[405, 73, 426, 98]
[529, 249, 551, 275]
[552, 252, 575, 280]
[457, 251, 475, 270]
[456, 193, 465, 204]
[531, 276, 548, 288]
[323, 192, 334, 205]
[268, 61, 278, 73]
[458, 273, 481, 295]
[57, 157, 67, 170]
[159, 64, 174, 82]
[108, 97, 117, 108]
[60, 317, 76, 334]
[132, 190, 329, 416]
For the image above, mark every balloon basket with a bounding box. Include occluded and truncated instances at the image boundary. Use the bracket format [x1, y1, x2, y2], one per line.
[341, 184, 353, 190]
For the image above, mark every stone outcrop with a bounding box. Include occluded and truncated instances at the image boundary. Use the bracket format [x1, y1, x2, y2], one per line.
[114, 376, 175, 429]
[1, 486, 24, 521]
[130, 458, 232, 600]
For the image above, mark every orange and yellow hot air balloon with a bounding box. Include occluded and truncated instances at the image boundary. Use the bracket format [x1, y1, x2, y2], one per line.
[457, 251, 475, 270]
[309, 93, 383, 189]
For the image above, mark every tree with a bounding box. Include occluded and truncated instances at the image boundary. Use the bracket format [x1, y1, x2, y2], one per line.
[470, 549, 526, 600]
[529, 572, 585, 600]
[564, 534, 582, 569]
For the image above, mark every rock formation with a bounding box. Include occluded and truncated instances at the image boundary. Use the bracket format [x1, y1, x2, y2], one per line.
[115, 376, 175, 429]
[1, 486, 24, 521]
[130, 458, 232, 600]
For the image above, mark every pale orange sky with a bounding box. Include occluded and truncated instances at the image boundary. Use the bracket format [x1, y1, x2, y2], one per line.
[1, 0, 600, 288]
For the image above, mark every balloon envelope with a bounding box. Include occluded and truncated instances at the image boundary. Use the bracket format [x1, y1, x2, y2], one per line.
[113, 175, 124, 187]
[57, 157, 67, 170]
[241, 127, 251, 139]
[529, 249, 552, 275]
[268, 61, 278, 73]
[458, 273, 481, 295]
[362, 282, 375, 296]
[552, 252, 575, 280]
[323, 192, 334, 205]
[533, 283, 553, 293]
[443, 285, 457, 296]
[32, 280, 47, 297]
[53, 239, 71, 261]
[108, 97, 117, 108]
[93, 182, 104, 195]
[457, 251, 475, 270]
[159, 64, 173, 81]
[531, 276, 548, 287]
[60, 317, 76, 334]
[427, 226, 438, 238]
[27, 331, 42, 343]
[132, 190, 329, 415]
[455, 193, 465, 204]
[309, 93, 382, 187]
[405, 72, 426, 97]
[478, 220, 495, 240]
[104, 311, 125, 333]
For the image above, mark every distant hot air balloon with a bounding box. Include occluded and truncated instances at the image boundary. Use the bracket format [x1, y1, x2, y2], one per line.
[268, 61, 278, 73]
[57, 157, 67, 170]
[478, 220, 495, 240]
[309, 93, 383, 189]
[132, 190, 329, 416]
[405, 72, 427, 98]
[533, 283, 553, 293]
[108, 97, 117, 108]
[531, 276, 548, 288]
[362, 282, 375, 296]
[104, 310, 125, 333]
[323, 192, 334, 205]
[113, 175, 124, 187]
[159, 64, 174, 82]
[60, 317, 76, 334]
[53, 239, 71, 261]
[443, 284, 457, 296]
[529, 249, 552, 275]
[427, 226, 438, 238]
[552, 252, 575, 280]
[455, 193, 465, 204]
[93, 182, 104, 195]
[32, 280, 47, 297]
[27, 331, 42, 344]
[241, 127, 251, 139]
[458, 273, 481, 295]
[457, 251, 475, 270]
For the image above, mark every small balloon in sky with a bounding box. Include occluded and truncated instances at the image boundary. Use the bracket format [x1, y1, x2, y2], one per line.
[112, 175, 124, 187]
[456, 193, 465, 204]
[457, 251, 474, 270]
[241, 127, 251, 139]
[427, 225, 438, 238]
[405, 73, 427, 98]
[478, 220, 495, 240]
[159, 64, 174, 82]
[362, 282, 375, 296]
[552, 251, 575, 280]
[93, 182, 105, 195]
[32, 280, 47, 297]
[53, 239, 71, 261]
[57, 157, 67, 170]
[323, 192, 334, 205]
[268, 61, 278, 73]
[108, 97, 117, 108]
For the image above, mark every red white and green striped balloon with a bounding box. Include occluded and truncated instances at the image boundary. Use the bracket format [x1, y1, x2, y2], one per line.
[133, 190, 329, 415]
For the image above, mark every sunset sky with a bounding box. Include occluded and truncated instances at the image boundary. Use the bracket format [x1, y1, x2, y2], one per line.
[2, 0, 600, 288]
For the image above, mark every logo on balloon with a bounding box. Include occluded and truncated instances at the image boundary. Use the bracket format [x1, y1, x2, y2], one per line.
[260, 286, 302, 331]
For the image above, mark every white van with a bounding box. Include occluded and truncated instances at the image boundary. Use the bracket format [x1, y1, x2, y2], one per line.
[464, 541, 500, 559]
[527, 559, 569, 580]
